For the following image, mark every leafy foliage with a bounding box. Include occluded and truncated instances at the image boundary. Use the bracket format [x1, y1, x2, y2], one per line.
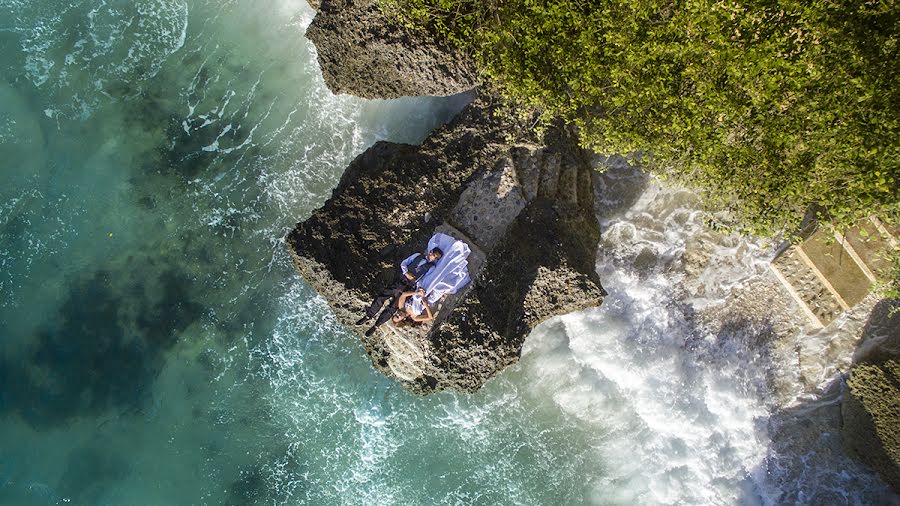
[381, 0, 899, 294]
[381, 0, 898, 233]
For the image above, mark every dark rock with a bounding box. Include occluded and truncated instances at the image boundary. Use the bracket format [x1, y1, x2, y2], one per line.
[842, 299, 900, 493]
[305, 0, 478, 98]
[842, 359, 900, 492]
[286, 95, 605, 393]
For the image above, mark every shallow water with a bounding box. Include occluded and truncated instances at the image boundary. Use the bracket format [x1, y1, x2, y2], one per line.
[0, 1, 896, 505]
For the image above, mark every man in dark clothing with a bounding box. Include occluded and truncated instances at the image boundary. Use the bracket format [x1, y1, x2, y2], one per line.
[357, 247, 443, 336]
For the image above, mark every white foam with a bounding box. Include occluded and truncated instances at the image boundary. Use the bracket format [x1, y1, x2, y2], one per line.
[515, 177, 776, 504]
[14, 0, 188, 119]
[0, 187, 82, 309]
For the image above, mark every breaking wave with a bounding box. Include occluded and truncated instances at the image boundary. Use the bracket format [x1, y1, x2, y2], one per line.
[0, 0, 895, 504]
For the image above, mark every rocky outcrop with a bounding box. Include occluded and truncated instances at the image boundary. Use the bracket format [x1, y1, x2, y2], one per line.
[842, 300, 900, 492]
[305, 0, 478, 98]
[286, 96, 605, 393]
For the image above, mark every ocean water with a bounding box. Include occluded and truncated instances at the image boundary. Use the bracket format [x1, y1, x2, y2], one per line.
[0, 1, 896, 505]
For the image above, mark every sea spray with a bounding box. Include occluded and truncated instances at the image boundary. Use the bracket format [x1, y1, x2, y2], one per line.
[0, 0, 895, 503]
[515, 165, 772, 504]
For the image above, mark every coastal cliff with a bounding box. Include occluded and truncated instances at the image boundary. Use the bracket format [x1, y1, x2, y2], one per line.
[286, 96, 605, 393]
[305, 0, 477, 98]
[295, 6, 900, 497]
[288, 0, 605, 393]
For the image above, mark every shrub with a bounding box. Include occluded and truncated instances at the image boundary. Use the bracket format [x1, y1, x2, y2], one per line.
[381, 0, 898, 293]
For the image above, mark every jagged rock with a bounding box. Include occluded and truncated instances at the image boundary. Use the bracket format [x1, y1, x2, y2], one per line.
[843, 360, 900, 492]
[842, 301, 900, 493]
[286, 96, 605, 393]
[305, 0, 478, 98]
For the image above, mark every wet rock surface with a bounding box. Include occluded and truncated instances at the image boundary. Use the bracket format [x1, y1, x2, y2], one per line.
[305, 0, 478, 98]
[286, 97, 605, 393]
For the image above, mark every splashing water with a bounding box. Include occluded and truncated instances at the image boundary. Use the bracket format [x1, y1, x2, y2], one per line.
[0, 0, 895, 504]
[520, 165, 774, 504]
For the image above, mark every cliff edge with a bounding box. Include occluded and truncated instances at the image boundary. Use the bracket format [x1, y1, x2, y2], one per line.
[286, 97, 605, 393]
[289, 0, 605, 392]
[305, 0, 478, 98]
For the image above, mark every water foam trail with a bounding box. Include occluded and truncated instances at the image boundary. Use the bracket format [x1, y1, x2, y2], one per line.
[249, 162, 775, 504]
[5, 0, 188, 119]
[178, 0, 471, 311]
[2, 0, 888, 501]
[0, 185, 82, 311]
[518, 166, 775, 504]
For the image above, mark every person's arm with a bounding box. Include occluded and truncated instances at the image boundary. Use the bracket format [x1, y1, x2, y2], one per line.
[411, 301, 434, 322]
[396, 291, 416, 308]
[399, 254, 417, 276]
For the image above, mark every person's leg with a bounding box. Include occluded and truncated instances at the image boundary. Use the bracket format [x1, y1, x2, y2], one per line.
[366, 303, 398, 336]
[364, 280, 414, 335]
[373, 302, 398, 327]
[363, 281, 404, 319]
[364, 292, 390, 319]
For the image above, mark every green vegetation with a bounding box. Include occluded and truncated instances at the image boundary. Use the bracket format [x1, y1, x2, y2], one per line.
[380, 0, 899, 292]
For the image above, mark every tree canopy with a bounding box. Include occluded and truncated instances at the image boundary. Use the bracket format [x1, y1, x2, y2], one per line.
[382, 0, 899, 240]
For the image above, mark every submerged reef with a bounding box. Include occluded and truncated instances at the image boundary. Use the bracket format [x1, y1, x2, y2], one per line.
[0, 265, 203, 427]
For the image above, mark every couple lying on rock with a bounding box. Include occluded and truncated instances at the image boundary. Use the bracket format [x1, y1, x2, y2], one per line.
[357, 233, 472, 337]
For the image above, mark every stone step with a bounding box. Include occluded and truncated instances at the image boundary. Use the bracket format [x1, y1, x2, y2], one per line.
[771, 246, 845, 327]
[839, 217, 897, 281]
[800, 229, 871, 308]
[770, 216, 896, 328]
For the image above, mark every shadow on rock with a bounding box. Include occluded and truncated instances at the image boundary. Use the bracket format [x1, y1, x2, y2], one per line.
[474, 199, 602, 339]
[744, 376, 899, 504]
[852, 298, 900, 365]
[740, 303, 900, 503]
[841, 299, 900, 495]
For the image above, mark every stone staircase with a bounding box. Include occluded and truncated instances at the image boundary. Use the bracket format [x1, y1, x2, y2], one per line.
[770, 217, 898, 327]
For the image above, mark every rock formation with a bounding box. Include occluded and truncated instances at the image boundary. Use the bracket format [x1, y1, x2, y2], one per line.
[841, 300, 900, 493]
[292, 0, 604, 392]
[305, 0, 478, 98]
[286, 97, 605, 393]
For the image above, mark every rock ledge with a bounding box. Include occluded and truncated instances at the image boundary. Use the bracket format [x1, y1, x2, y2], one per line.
[306, 0, 478, 98]
[286, 97, 605, 393]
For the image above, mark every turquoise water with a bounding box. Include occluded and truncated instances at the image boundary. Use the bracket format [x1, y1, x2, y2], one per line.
[1, 1, 896, 505]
